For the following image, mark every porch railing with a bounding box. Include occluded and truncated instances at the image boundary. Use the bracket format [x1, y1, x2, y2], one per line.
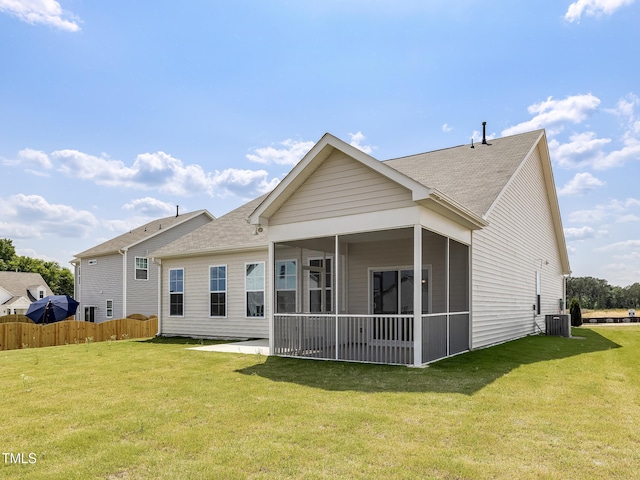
[273, 314, 414, 365]
[274, 312, 470, 365]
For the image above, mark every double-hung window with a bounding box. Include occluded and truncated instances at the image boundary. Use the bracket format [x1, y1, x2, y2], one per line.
[106, 300, 113, 318]
[210, 265, 226, 317]
[276, 260, 297, 313]
[246, 262, 265, 317]
[169, 268, 184, 316]
[135, 257, 148, 280]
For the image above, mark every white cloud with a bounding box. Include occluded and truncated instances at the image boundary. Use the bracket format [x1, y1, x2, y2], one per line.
[0, 0, 81, 32]
[568, 198, 640, 223]
[593, 136, 640, 169]
[565, 0, 635, 22]
[0, 194, 97, 239]
[596, 239, 640, 251]
[123, 197, 177, 217]
[558, 172, 605, 196]
[349, 131, 374, 154]
[564, 226, 596, 240]
[548, 132, 611, 169]
[442, 123, 453, 133]
[3, 148, 53, 170]
[211, 168, 280, 199]
[246, 139, 315, 165]
[501, 94, 600, 137]
[51, 149, 279, 199]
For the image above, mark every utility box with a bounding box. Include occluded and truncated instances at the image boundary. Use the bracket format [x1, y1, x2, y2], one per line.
[545, 314, 570, 337]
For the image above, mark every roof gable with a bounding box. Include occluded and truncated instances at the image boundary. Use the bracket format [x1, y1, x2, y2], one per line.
[74, 209, 214, 258]
[249, 133, 486, 229]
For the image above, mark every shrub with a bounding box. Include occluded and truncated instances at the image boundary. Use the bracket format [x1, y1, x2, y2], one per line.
[570, 298, 582, 327]
[127, 313, 148, 321]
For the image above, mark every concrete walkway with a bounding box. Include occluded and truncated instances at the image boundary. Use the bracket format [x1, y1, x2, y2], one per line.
[187, 338, 270, 356]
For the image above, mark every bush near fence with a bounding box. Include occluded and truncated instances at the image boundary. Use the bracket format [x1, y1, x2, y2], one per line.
[0, 317, 158, 351]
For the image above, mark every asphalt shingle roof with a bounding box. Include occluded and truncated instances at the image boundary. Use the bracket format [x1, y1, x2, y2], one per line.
[383, 129, 543, 217]
[152, 195, 269, 258]
[153, 130, 544, 258]
[0, 271, 53, 302]
[74, 209, 212, 258]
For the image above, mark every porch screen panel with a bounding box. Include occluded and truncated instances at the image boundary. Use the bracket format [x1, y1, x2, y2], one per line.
[449, 313, 470, 355]
[449, 240, 469, 312]
[373, 271, 398, 314]
[422, 315, 447, 363]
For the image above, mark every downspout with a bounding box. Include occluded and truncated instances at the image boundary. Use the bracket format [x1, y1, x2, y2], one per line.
[119, 249, 127, 319]
[155, 258, 162, 336]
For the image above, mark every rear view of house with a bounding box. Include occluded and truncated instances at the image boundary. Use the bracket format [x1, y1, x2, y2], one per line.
[153, 128, 570, 366]
[71, 209, 214, 323]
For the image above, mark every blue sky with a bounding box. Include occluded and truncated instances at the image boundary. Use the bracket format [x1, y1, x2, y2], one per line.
[1, 0, 639, 287]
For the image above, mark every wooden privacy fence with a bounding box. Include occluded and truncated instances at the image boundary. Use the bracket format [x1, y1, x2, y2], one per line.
[0, 317, 158, 351]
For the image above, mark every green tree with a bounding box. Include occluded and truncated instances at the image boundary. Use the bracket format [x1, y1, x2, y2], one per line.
[0, 238, 17, 270]
[569, 298, 582, 327]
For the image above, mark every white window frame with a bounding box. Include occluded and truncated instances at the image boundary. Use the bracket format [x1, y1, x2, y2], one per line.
[135, 257, 149, 281]
[307, 256, 333, 313]
[209, 265, 227, 318]
[245, 262, 265, 318]
[169, 268, 184, 317]
[275, 259, 297, 313]
[367, 265, 432, 315]
[106, 299, 113, 318]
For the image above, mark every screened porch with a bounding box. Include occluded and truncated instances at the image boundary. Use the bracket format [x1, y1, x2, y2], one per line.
[269, 226, 470, 366]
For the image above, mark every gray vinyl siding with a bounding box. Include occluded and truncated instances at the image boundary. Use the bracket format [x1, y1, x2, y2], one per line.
[127, 213, 211, 317]
[161, 249, 269, 338]
[80, 254, 123, 323]
[270, 151, 414, 226]
[471, 144, 565, 348]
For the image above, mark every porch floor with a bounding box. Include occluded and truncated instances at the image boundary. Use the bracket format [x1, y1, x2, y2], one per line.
[188, 339, 270, 356]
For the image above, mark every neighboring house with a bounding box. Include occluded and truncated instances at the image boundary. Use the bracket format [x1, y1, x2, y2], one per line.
[71, 210, 214, 323]
[0, 271, 54, 316]
[152, 129, 570, 366]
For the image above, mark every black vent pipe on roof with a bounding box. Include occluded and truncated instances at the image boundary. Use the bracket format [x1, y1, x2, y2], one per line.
[482, 121, 487, 145]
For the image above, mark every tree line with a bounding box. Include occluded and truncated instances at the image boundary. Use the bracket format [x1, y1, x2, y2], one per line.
[0, 238, 74, 297]
[567, 276, 640, 310]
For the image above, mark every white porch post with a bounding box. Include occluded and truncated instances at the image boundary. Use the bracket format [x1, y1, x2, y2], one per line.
[334, 234, 339, 361]
[445, 237, 450, 357]
[268, 241, 275, 353]
[413, 224, 423, 366]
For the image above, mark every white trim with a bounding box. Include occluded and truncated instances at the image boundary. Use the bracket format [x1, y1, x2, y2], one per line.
[209, 264, 227, 318]
[245, 261, 265, 319]
[413, 224, 423, 366]
[274, 259, 297, 313]
[268, 242, 275, 353]
[168, 267, 185, 317]
[106, 299, 114, 319]
[134, 256, 149, 281]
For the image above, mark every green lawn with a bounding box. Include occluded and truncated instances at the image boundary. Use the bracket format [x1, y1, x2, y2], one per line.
[1, 327, 639, 479]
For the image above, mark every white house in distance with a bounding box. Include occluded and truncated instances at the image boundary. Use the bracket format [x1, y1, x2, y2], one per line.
[71, 209, 214, 323]
[0, 271, 53, 316]
[151, 128, 570, 366]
